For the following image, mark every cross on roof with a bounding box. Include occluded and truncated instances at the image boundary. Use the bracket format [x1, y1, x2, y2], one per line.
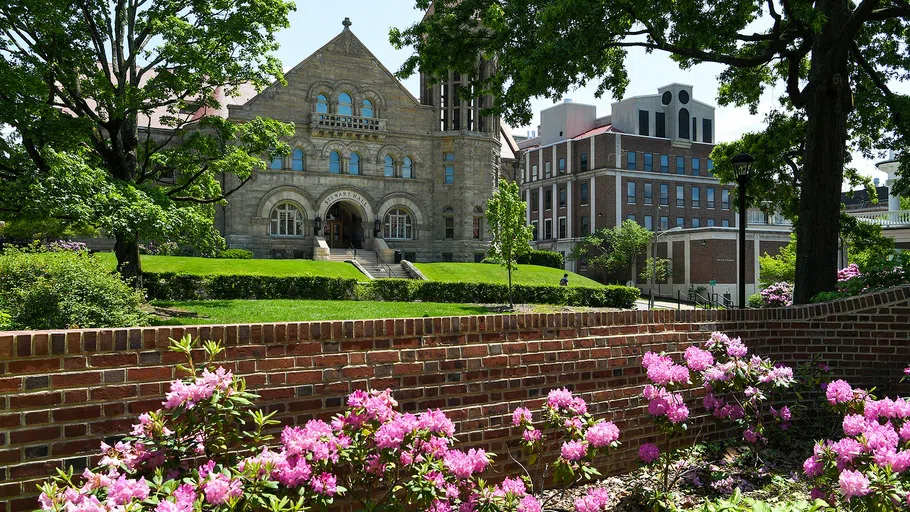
[342, 17, 352, 29]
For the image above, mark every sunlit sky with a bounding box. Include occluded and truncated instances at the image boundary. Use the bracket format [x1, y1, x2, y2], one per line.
[279, 0, 907, 186]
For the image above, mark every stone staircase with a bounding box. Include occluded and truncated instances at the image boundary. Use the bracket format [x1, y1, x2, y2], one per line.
[328, 248, 412, 279]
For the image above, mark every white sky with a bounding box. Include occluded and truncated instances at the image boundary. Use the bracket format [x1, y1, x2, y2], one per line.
[279, 0, 905, 185]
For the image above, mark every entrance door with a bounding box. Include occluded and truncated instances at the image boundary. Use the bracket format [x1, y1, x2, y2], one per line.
[326, 220, 344, 248]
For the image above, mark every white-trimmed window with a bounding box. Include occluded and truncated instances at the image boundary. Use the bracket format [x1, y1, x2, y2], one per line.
[384, 155, 395, 177]
[292, 148, 305, 171]
[402, 157, 413, 178]
[362, 99, 374, 118]
[338, 93, 353, 115]
[330, 151, 342, 174]
[316, 94, 329, 114]
[385, 208, 413, 240]
[270, 202, 304, 237]
[350, 153, 360, 175]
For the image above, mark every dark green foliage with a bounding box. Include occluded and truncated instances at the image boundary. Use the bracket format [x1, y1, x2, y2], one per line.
[218, 249, 254, 260]
[0, 249, 147, 329]
[747, 293, 763, 309]
[363, 280, 640, 308]
[516, 250, 564, 269]
[143, 273, 358, 301]
[811, 252, 910, 303]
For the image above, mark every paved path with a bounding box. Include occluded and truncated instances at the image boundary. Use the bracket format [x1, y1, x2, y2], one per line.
[634, 299, 697, 310]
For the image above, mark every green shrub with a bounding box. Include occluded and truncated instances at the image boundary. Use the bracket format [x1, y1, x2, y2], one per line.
[143, 272, 358, 301]
[811, 290, 850, 303]
[0, 249, 148, 330]
[516, 250, 564, 269]
[218, 248, 254, 259]
[362, 280, 639, 308]
[480, 257, 501, 264]
[747, 293, 763, 308]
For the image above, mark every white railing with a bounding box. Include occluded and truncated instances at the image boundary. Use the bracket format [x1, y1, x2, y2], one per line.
[850, 210, 910, 227]
[747, 210, 793, 227]
[310, 113, 386, 132]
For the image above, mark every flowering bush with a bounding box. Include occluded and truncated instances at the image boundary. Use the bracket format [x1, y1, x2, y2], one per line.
[37, 335, 511, 512]
[510, 388, 621, 511]
[759, 282, 793, 307]
[837, 263, 862, 284]
[638, 332, 796, 500]
[802, 370, 910, 510]
[47, 240, 89, 252]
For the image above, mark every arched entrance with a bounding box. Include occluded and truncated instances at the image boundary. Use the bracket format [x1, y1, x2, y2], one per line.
[323, 200, 367, 249]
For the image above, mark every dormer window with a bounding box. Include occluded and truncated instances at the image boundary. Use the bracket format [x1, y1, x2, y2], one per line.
[316, 94, 328, 114]
[362, 99, 373, 118]
[338, 93, 353, 115]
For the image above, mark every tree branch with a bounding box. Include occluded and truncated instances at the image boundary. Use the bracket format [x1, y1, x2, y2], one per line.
[851, 42, 904, 129]
[171, 176, 252, 204]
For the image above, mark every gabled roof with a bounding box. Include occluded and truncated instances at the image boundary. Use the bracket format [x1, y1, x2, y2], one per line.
[237, 21, 421, 111]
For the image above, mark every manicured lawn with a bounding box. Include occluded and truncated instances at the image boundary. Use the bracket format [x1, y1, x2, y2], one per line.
[96, 253, 365, 280]
[152, 300, 496, 325]
[414, 263, 604, 288]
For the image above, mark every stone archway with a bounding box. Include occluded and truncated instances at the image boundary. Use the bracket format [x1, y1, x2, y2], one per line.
[317, 190, 376, 250]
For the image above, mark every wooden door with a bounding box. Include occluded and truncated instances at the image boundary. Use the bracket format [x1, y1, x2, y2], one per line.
[326, 220, 344, 248]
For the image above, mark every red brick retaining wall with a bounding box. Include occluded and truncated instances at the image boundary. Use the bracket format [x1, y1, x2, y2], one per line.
[0, 286, 908, 510]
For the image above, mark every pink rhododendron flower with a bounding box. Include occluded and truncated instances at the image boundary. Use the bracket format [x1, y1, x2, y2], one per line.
[443, 449, 488, 479]
[803, 456, 823, 478]
[725, 337, 748, 358]
[517, 495, 542, 512]
[838, 469, 870, 499]
[826, 380, 855, 405]
[560, 440, 587, 461]
[684, 346, 714, 372]
[419, 409, 456, 437]
[106, 475, 149, 505]
[639, 443, 660, 463]
[573, 488, 611, 512]
[585, 421, 620, 448]
[203, 474, 242, 504]
[494, 477, 527, 498]
[522, 429, 542, 442]
[842, 414, 866, 436]
[309, 472, 337, 496]
[512, 407, 532, 426]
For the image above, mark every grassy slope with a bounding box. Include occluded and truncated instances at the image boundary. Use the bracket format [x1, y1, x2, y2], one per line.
[414, 263, 604, 288]
[96, 253, 365, 280]
[152, 300, 495, 325]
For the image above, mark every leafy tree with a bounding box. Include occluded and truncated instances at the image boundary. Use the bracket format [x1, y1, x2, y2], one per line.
[571, 220, 652, 283]
[759, 235, 797, 286]
[0, 0, 296, 286]
[392, 0, 910, 304]
[640, 257, 671, 284]
[485, 179, 533, 307]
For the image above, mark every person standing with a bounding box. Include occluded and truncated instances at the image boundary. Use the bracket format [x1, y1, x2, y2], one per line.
[559, 273, 569, 286]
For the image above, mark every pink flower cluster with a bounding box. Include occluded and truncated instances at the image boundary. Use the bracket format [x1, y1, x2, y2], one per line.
[573, 488, 611, 512]
[547, 388, 588, 415]
[163, 367, 233, 410]
[644, 385, 689, 424]
[759, 282, 793, 307]
[805, 377, 910, 506]
[642, 352, 690, 386]
[838, 263, 862, 282]
[639, 443, 660, 463]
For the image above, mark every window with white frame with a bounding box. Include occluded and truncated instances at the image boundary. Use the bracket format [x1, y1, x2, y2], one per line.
[269, 202, 304, 237]
[544, 161, 551, 178]
[384, 208, 413, 240]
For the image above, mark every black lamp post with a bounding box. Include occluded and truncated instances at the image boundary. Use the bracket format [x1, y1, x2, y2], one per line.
[314, 216, 322, 236]
[731, 152, 755, 308]
[374, 218, 382, 236]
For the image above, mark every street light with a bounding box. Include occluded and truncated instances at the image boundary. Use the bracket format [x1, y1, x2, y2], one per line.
[731, 152, 755, 308]
[650, 226, 682, 308]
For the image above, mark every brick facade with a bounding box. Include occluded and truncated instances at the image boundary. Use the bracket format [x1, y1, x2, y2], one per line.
[2, 286, 909, 510]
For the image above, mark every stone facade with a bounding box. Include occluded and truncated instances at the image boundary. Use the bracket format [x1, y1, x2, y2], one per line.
[208, 20, 511, 262]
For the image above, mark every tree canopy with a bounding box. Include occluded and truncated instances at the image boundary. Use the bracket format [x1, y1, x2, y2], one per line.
[392, 0, 910, 303]
[0, 0, 296, 284]
[570, 220, 652, 283]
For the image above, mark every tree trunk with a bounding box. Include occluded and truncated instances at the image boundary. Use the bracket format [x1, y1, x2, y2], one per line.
[115, 233, 143, 289]
[793, 1, 852, 304]
[508, 265, 514, 308]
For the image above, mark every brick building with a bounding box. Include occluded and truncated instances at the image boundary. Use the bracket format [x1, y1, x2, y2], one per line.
[517, 84, 791, 302]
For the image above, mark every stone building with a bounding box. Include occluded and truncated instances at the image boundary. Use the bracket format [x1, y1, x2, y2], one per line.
[197, 19, 516, 262]
[517, 85, 791, 303]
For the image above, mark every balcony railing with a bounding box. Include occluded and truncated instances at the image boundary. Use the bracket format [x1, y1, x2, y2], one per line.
[850, 210, 910, 227]
[310, 113, 386, 133]
[747, 210, 793, 227]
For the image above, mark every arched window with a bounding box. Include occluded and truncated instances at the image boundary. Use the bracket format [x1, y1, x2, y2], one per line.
[402, 157, 413, 178]
[362, 99, 373, 118]
[338, 93, 353, 116]
[384, 208, 413, 240]
[330, 151, 342, 174]
[269, 202, 304, 237]
[269, 149, 283, 170]
[678, 108, 690, 139]
[316, 94, 328, 114]
[350, 153, 360, 175]
[384, 155, 395, 177]
[292, 148, 305, 171]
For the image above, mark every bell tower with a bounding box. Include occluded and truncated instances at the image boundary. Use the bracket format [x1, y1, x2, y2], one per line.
[420, 58, 497, 134]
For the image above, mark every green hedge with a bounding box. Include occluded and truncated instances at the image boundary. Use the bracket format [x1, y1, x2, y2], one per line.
[143, 273, 640, 308]
[363, 280, 639, 308]
[516, 250, 564, 269]
[218, 249, 254, 259]
[143, 273, 358, 301]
